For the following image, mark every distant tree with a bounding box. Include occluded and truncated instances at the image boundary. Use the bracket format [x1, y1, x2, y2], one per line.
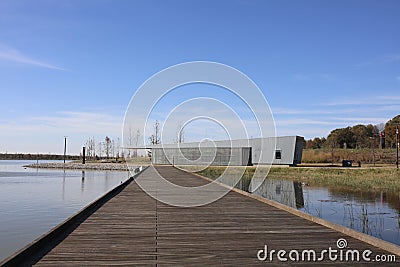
[85, 137, 96, 160]
[97, 141, 103, 158]
[313, 137, 325, 148]
[323, 123, 382, 149]
[376, 123, 385, 132]
[175, 122, 185, 143]
[127, 127, 133, 158]
[134, 129, 140, 157]
[352, 124, 376, 148]
[327, 127, 356, 148]
[305, 137, 326, 149]
[385, 115, 400, 148]
[115, 137, 121, 158]
[111, 139, 115, 158]
[104, 136, 112, 159]
[149, 120, 160, 145]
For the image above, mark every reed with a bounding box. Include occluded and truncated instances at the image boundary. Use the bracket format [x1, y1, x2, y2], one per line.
[195, 166, 400, 193]
[302, 148, 398, 164]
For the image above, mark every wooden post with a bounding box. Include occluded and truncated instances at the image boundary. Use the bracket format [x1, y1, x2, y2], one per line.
[82, 146, 86, 165]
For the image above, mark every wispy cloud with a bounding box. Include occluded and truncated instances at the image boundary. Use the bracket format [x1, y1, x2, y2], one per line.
[354, 61, 372, 68]
[322, 95, 400, 106]
[292, 74, 311, 81]
[382, 54, 400, 63]
[331, 117, 390, 124]
[0, 44, 66, 71]
[0, 111, 123, 136]
[275, 118, 334, 126]
[291, 73, 335, 81]
[355, 54, 400, 67]
[0, 111, 123, 153]
[272, 107, 358, 115]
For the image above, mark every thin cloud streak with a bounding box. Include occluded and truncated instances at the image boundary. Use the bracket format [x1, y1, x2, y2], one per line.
[0, 45, 66, 71]
[291, 73, 335, 81]
[275, 118, 333, 126]
[331, 117, 390, 124]
[382, 54, 400, 63]
[322, 95, 400, 106]
[0, 111, 122, 136]
[272, 107, 358, 115]
[355, 54, 400, 67]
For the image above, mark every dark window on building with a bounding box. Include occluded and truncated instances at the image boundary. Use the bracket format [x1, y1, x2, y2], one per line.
[275, 150, 281, 159]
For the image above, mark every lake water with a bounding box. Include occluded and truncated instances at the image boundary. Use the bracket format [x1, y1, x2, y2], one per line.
[0, 160, 131, 262]
[1, 162, 399, 262]
[243, 177, 400, 246]
[201, 171, 400, 246]
[300, 187, 400, 246]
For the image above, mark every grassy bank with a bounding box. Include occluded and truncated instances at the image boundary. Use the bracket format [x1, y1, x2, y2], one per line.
[302, 148, 398, 164]
[194, 166, 400, 193]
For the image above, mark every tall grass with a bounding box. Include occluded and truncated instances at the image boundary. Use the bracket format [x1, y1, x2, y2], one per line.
[302, 148, 397, 164]
[196, 166, 400, 193]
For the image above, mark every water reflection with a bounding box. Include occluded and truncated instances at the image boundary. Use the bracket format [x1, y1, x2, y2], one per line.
[0, 160, 131, 262]
[215, 172, 400, 246]
[81, 170, 85, 193]
[301, 187, 400, 245]
[218, 175, 304, 209]
[62, 170, 66, 201]
[250, 179, 304, 209]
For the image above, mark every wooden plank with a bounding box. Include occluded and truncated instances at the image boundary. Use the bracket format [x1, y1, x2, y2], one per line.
[5, 165, 399, 266]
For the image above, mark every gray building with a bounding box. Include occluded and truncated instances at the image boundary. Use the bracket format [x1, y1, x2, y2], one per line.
[152, 147, 252, 166]
[151, 136, 304, 166]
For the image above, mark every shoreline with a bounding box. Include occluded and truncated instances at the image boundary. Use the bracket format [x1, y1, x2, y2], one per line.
[194, 165, 400, 193]
[24, 162, 143, 171]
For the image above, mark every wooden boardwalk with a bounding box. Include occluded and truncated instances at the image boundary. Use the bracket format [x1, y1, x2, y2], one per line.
[7, 166, 400, 266]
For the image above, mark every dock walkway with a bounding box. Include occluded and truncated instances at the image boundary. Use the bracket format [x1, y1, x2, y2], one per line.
[5, 166, 400, 266]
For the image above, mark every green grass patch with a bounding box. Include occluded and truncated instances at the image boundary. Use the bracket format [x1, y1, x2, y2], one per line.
[195, 166, 400, 193]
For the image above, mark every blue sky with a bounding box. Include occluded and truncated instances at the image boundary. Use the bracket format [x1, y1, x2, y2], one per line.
[0, 0, 399, 154]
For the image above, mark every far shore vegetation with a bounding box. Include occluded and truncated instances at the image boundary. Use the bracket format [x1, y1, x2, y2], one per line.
[0, 153, 80, 161]
[194, 165, 400, 193]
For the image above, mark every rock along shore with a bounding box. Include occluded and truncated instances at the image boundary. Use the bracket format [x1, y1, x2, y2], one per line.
[24, 162, 145, 171]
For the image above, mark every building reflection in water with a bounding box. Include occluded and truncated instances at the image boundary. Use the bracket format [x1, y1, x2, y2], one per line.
[218, 174, 304, 209]
[250, 179, 304, 209]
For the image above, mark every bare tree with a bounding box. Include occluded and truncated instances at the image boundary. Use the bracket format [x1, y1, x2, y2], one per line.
[104, 136, 112, 159]
[97, 141, 103, 158]
[85, 138, 91, 159]
[111, 139, 115, 158]
[128, 127, 133, 158]
[175, 122, 185, 143]
[92, 137, 96, 159]
[376, 123, 385, 133]
[116, 137, 121, 158]
[133, 129, 141, 157]
[149, 120, 160, 145]
[85, 137, 96, 160]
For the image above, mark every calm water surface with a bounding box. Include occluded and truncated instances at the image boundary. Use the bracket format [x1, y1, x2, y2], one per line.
[0, 160, 130, 262]
[242, 177, 400, 246]
[2, 162, 399, 261]
[300, 187, 400, 246]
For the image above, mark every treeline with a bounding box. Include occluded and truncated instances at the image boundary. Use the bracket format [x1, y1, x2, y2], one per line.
[0, 153, 79, 160]
[306, 115, 400, 149]
[85, 136, 123, 160]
